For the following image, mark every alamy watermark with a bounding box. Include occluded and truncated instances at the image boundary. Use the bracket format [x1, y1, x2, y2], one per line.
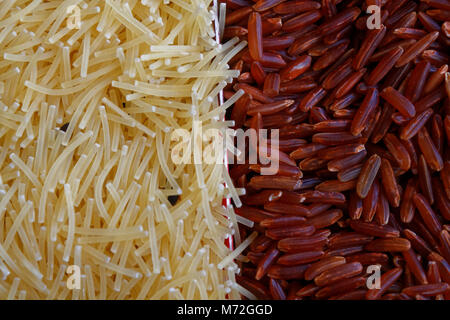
[66, 265, 81, 290]
[170, 121, 280, 175]
[366, 264, 381, 289]
[366, 5, 382, 30]
[66, 5, 81, 30]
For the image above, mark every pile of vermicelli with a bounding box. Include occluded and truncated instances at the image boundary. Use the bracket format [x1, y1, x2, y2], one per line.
[0, 0, 249, 299]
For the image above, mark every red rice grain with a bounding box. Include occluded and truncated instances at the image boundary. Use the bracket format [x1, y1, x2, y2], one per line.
[383, 133, 412, 170]
[295, 283, 320, 298]
[402, 283, 450, 297]
[380, 158, 401, 207]
[277, 250, 325, 265]
[282, 10, 323, 33]
[366, 268, 403, 300]
[331, 289, 368, 300]
[353, 25, 387, 70]
[348, 193, 363, 220]
[304, 256, 346, 281]
[264, 202, 311, 216]
[263, 73, 281, 97]
[399, 108, 434, 140]
[356, 154, 381, 198]
[265, 225, 316, 240]
[280, 55, 312, 81]
[403, 248, 429, 285]
[418, 155, 435, 205]
[349, 220, 400, 238]
[380, 86, 416, 118]
[307, 209, 343, 229]
[267, 264, 310, 280]
[314, 262, 363, 286]
[413, 193, 443, 237]
[351, 88, 379, 136]
[253, 0, 286, 12]
[248, 12, 264, 61]
[260, 216, 307, 228]
[396, 31, 440, 66]
[361, 179, 379, 222]
[273, 1, 322, 15]
[315, 276, 366, 299]
[417, 127, 444, 171]
[269, 278, 287, 300]
[365, 238, 411, 252]
[366, 47, 404, 86]
[329, 232, 374, 249]
[278, 234, 329, 253]
[256, 244, 280, 280]
[345, 252, 390, 266]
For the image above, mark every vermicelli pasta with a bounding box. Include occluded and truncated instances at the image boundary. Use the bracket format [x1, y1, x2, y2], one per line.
[0, 0, 248, 300]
